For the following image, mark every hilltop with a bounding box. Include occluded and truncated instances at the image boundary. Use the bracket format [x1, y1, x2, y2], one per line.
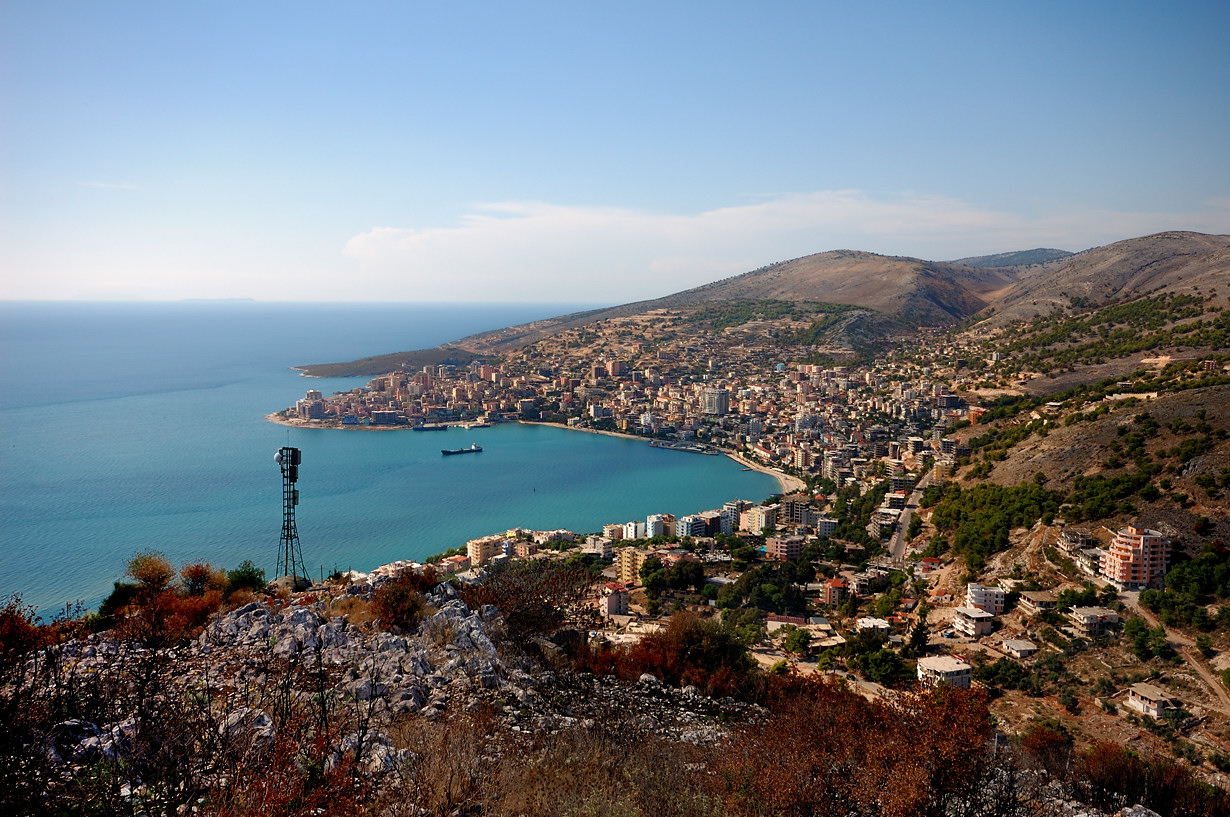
[300, 231, 1230, 378]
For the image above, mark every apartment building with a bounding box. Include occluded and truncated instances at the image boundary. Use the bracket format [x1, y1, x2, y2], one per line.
[965, 583, 1006, 615]
[765, 535, 806, 561]
[1100, 526, 1170, 590]
[466, 537, 500, 567]
[616, 547, 653, 586]
[1068, 606, 1120, 638]
[952, 606, 995, 638]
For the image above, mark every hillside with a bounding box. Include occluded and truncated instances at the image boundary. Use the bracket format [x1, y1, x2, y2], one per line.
[299, 251, 1017, 375]
[299, 231, 1230, 378]
[980, 232, 1230, 326]
[950, 248, 1075, 268]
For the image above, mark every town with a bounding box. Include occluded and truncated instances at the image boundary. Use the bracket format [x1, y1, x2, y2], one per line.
[269, 300, 1230, 783]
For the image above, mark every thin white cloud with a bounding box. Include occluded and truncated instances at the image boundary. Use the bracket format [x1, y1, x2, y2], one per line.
[343, 191, 1230, 302]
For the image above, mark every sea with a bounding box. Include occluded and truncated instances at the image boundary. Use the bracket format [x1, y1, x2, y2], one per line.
[0, 301, 780, 614]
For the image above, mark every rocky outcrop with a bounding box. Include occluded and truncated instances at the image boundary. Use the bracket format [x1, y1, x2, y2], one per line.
[27, 579, 747, 788]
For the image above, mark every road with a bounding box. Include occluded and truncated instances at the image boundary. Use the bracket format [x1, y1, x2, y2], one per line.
[1123, 592, 1230, 715]
[888, 472, 932, 567]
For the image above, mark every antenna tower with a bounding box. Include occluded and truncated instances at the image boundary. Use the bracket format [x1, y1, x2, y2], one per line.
[274, 446, 307, 580]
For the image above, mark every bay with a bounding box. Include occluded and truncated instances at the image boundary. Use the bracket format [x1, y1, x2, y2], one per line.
[0, 302, 779, 614]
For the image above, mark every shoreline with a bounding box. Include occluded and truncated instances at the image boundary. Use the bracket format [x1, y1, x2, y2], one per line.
[266, 414, 804, 494]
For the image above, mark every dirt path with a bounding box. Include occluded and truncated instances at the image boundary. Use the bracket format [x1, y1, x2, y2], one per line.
[1127, 598, 1230, 714]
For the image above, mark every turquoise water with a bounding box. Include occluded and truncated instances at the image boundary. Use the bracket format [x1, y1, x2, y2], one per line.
[0, 302, 779, 613]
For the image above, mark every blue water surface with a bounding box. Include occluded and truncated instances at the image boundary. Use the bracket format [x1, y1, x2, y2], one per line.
[0, 302, 779, 613]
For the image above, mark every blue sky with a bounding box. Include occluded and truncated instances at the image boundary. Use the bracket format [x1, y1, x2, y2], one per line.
[3, 1, 1228, 303]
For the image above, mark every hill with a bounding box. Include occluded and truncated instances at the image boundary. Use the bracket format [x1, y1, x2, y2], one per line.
[299, 231, 1230, 377]
[949, 248, 1074, 268]
[979, 231, 1230, 326]
[300, 251, 1017, 375]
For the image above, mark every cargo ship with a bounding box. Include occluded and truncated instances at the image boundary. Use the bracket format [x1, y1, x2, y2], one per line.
[442, 444, 482, 456]
[413, 423, 449, 431]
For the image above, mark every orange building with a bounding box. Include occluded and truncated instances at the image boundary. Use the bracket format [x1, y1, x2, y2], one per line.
[1099, 526, 1170, 590]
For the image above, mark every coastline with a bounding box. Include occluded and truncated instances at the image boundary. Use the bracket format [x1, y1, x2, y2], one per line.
[517, 420, 805, 495]
[721, 451, 806, 494]
[267, 413, 805, 495]
[267, 411, 803, 495]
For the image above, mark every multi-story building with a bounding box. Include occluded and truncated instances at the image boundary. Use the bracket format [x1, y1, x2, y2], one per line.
[466, 537, 499, 567]
[781, 493, 813, 525]
[1068, 606, 1121, 638]
[743, 504, 778, 534]
[1100, 526, 1171, 590]
[579, 538, 613, 559]
[603, 523, 625, 542]
[1126, 683, 1174, 718]
[1058, 529, 1095, 555]
[616, 547, 653, 586]
[821, 577, 848, 606]
[1017, 590, 1057, 616]
[917, 656, 972, 689]
[700, 387, 730, 416]
[890, 474, 914, 493]
[965, 583, 1006, 615]
[765, 536, 806, 561]
[675, 515, 708, 539]
[599, 583, 629, 617]
[952, 606, 995, 638]
[815, 516, 839, 539]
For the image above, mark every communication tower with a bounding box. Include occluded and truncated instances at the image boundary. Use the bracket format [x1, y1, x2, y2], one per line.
[274, 446, 307, 581]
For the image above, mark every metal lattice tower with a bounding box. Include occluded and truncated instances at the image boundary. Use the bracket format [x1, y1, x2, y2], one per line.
[275, 446, 306, 580]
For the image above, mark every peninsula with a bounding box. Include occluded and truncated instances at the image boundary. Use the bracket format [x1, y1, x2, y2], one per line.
[263, 231, 1230, 792]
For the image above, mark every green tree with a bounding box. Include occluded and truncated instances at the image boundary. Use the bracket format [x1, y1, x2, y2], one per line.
[904, 604, 930, 658]
[227, 560, 267, 594]
[782, 626, 812, 656]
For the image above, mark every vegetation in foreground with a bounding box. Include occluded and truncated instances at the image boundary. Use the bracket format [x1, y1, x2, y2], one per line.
[4, 551, 1230, 817]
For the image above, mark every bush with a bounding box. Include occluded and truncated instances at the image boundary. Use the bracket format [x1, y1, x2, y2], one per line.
[460, 560, 595, 644]
[227, 559, 268, 594]
[624, 612, 758, 698]
[126, 550, 175, 594]
[372, 571, 435, 631]
[0, 596, 47, 672]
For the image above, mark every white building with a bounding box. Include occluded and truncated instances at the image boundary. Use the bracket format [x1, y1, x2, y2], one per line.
[965, 583, 1006, 615]
[1126, 683, 1174, 718]
[917, 655, 972, 689]
[952, 606, 995, 638]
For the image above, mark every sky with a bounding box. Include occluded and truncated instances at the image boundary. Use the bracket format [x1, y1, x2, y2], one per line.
[3, 1, 1229, 304]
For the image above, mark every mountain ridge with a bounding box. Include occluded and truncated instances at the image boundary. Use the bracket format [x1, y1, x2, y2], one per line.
[299, 231, 1230, 377]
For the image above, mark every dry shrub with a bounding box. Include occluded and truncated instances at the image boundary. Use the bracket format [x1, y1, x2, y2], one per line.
[459, 560, 595, 644]
[126, 550, 176, 593]
[713, 679, 1001, 817]
[371, 573, 433, 632]
[201, 715, 366, 817]
[329, 596, 377, 629]
[1066, 740, 1230, 817]
[419, 616, 454, 648]
[115, 588, 224, 649]
[384, 708, 497, 817]
[577, 611, 760, 700]
[0, 596, 48, 672]
[180, 562, 228, 596]
[226, 587, 263, 608]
